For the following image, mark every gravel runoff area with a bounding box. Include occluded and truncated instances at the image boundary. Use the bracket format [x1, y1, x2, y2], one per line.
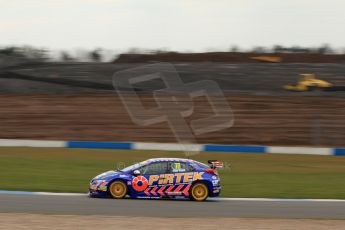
[0, 213, 344, 230]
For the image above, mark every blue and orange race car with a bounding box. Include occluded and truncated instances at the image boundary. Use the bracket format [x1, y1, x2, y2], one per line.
[89, 158, 223, 201]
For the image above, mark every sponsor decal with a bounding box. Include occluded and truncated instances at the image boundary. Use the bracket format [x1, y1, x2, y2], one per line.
[212, 179, 220, 186]
[132, 172, 204, 196]
[98, 185, 107, 191]
[148, 172, 204, 185]
[132, 176, 149, 192]
[144, 184, 191, 197]
[90, 181, 108, 191]
[97, 182, 108, 192]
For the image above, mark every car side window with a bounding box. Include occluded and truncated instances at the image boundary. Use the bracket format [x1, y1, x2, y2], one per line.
[168, 162, 194, 173]
[140, 162, 168, 175]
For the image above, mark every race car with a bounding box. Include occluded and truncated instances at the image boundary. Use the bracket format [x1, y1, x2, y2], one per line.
[89, 158, 223, 201]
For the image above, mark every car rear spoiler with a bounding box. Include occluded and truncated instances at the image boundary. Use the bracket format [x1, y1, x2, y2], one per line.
[208, 160, 224, 169]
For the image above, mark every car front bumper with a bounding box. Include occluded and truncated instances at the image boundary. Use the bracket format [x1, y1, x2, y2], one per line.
[89, 181, 109, 198]
[88, 189, 109, 198]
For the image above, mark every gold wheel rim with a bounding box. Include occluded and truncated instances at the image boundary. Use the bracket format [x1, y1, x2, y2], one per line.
[192, 184, 208, 201]
[110, 181, 127, 198]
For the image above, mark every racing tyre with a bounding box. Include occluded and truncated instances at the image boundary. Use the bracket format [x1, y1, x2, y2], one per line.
[109, 180, 128, 199]
[190, 182, 208, 201]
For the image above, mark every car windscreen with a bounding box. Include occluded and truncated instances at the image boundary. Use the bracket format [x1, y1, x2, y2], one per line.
[120, 160, 148, 173]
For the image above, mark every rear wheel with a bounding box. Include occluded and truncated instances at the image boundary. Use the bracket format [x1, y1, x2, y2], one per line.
[109, 180, 128, 199]
[190, 182, 208, 201]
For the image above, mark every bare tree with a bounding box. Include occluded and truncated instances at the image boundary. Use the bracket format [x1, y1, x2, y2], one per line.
[317, 44, 333, 54]
[60, 51, 74, 62]
[89, 49, 103, 62]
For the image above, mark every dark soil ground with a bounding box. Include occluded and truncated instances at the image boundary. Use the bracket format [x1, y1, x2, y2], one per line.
[115, 52, 345, 63]
[0, 93, 343, 147]
[0, 61, 344, 146]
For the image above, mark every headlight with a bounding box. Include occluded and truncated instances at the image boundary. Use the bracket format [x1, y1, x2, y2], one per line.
[92, 180, 106, 185]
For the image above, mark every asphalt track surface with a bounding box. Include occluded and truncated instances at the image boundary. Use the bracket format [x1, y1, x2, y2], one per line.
[1, 194, 345, 219]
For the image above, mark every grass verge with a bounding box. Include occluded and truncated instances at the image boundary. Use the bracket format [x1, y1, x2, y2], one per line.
[0, 147, 344, 199]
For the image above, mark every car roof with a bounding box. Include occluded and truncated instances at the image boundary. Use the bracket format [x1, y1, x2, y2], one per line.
[146, 158, 195, 163]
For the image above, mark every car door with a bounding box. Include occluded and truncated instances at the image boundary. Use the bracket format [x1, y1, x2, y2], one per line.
[133, 161, 168, 197]
[166, 161, 195, 196]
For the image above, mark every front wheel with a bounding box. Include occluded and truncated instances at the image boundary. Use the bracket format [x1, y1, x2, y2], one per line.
[109, 180, 128, 199]
[189, 182, 209, 201]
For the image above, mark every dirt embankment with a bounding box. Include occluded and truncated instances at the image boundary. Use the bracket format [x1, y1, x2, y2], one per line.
[114, 52, 345, 63]
[0, 93, 343, 147]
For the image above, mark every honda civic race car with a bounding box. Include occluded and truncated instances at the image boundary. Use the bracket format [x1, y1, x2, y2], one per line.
[89, 158, 223, 201]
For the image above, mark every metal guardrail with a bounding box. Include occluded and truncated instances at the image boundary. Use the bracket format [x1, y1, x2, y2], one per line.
[0, 139, 343, 156]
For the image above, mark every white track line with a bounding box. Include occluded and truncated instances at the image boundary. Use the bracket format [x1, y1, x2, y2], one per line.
[0, 190, 85, 196]
[1, 190, 345, 202]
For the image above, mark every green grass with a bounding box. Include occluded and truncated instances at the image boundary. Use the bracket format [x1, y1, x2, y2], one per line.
[0, 147, 344, 199]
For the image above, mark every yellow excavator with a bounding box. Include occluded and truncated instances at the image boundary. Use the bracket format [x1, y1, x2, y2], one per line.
[284, 74, 333, 91]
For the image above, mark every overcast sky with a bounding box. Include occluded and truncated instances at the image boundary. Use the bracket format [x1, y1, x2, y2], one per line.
[1, 0, 344, 52]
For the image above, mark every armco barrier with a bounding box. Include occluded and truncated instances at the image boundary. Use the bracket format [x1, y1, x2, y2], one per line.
[204, 145, 266, 153]
[0, 139, 65, 148]
[0, 139, 343, 156]
[67, 141, 132, 150]
[334, 148, 345, 156]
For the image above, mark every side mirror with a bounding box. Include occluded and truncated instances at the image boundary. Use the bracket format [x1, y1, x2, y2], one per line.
[133, 170, 141, 176]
